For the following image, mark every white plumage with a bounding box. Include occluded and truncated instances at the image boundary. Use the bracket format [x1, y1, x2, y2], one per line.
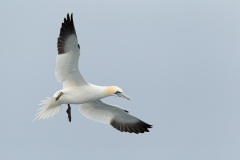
[35, 13, 152, 134]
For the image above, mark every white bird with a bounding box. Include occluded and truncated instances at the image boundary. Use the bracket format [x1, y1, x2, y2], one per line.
[35, 13, 152, 134]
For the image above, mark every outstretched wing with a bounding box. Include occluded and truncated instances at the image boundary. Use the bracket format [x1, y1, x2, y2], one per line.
[79, 100, 152, 134]
[56, 13, 88, 88]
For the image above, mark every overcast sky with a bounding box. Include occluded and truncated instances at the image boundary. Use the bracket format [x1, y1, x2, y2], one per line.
[1, 1, 240, 160]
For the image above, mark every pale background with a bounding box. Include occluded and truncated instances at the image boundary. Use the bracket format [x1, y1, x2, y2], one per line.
[1, 1, 240, 160]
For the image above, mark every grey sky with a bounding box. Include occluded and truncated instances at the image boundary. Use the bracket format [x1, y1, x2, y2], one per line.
[1, 0, 240, 160]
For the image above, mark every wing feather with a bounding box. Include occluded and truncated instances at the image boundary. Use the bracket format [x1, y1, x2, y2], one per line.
[79, 100, 152, 134]
[56, 13, 87, 88]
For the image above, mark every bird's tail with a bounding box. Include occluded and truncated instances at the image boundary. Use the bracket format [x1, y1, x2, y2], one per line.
[34, 97, 61, 120]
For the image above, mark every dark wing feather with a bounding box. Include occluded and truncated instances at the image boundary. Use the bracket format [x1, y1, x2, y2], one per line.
[79, 100, 152, 134]
[57, 13, 79, 54]
[110, 115, 152, 134]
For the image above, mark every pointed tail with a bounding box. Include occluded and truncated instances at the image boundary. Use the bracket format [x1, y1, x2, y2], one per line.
[34, 97, 61, 120]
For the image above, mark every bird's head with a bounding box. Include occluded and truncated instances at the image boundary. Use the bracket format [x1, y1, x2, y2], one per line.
[105, 86, 130, 100]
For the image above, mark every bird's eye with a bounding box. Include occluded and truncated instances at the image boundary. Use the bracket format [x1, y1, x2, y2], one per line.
[115, 91, 121, 94]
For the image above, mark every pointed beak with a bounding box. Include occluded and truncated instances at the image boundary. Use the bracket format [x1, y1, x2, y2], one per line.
[118, 92, 130, 100]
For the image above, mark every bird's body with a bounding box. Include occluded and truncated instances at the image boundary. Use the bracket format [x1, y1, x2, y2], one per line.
[35, 13, 152, 134]
[54, 85, 107, 104]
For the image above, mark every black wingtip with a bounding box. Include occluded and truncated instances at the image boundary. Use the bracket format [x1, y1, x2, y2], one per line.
[57, 13, 77, 54]
[110, 119, 152, 134]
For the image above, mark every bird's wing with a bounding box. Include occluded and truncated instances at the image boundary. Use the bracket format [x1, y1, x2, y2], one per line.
[79, 100, 152, 134]
[55, 13, 88, 88]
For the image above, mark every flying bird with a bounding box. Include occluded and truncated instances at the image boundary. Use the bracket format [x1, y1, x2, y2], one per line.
[35, 13, 152, 134]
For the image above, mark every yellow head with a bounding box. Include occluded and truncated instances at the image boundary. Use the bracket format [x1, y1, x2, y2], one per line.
[105, 86, 130, 100]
